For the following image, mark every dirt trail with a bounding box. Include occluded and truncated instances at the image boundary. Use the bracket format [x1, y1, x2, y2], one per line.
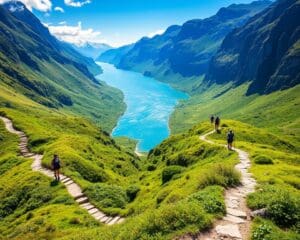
[198, 130, 256, 240]
[179, 130, 256, 240]
[0, 116, 124, 225]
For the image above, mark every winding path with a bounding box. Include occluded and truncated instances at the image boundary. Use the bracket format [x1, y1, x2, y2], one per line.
[197, 130, 256, 240]
[0, 116, 124, 225]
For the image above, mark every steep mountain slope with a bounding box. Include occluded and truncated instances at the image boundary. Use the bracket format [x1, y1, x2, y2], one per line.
[204, 0, 300, 94]
[98, 1, 271, 92]
[0, 1, 123, 131]
[171, 0, 300, 141]
[72, 42, 112, 60]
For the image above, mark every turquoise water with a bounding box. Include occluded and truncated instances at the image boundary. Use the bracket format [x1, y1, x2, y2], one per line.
[96, 62, 188, 152]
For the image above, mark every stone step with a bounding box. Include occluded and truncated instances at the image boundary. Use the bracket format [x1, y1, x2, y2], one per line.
[215, 224, 242, 239]
[76, 196, 88, 204]
[92, 211, 105, 220]
[116, 218, 125, 224]
[61, 177, 71, 183]
[81, 204, 95, 211]
[108, 216, 121, 225]
[66, 183, 83, 198]
[105, 217, 113, 224]
[74, 194, 85, 200]
[24, 153, 34, 158]
[223, 215, 246, 224]
[88, 208, 98, 214]
[227, 208, 247, 219]
[99, 216, 109, 223]
[64, 180, 74, 186]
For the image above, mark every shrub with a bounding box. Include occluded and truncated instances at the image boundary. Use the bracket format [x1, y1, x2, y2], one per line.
[129, 201, 212, 238]
[254, 155, 274, 165]
[85, 184, 128, 209]
[189, 186, 226, 215]
[248, 185, 300, 228]
[147, 164, 156, 171]
[162, 166, 183, 184]
[252, 223, 272, 240]
[267, 191, 300, 227]
[199, 164, 241, 188]
[70, 159, 108, 183]
[69, 217, 81, 225]
[126, 185, 140, 202]
[156, 190, 170, 205]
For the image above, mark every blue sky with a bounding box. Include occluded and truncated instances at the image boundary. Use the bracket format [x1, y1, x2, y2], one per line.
[30, 0, 256, 47]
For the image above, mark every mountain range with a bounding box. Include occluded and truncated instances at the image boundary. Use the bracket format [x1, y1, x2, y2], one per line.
[98, 0, 272, 93]
[205, 0, 300, 94]
[0, 0, 299, 240]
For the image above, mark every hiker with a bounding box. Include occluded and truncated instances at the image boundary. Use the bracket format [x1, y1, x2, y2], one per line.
[215, 116, 220, 131]
[227, 130, 235, 150]
[52, 154, 61, 181]
[210, 115, 215, 124]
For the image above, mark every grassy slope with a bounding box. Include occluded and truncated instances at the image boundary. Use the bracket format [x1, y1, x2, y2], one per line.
[0, 121, 101, 240]
[1, 85, 299, 239]
[56, 122, 243, 240]
[170, 83, 300, 146]
[207, 120, 300, 239]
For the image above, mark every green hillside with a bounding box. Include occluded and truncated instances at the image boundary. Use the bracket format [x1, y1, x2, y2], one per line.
[0, 2, 121, 131]
[0, 0, 299, 239]
[171, 83, 300, 145]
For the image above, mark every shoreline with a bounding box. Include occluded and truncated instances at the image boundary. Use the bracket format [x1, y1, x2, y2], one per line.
[96, 61, 189, 154]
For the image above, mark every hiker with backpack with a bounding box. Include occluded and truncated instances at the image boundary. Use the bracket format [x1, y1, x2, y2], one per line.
[227, 130, 235, 150]
[52, 154, 61, 181]
[215, 116, 220, 131]
[210, 115, 215, 124]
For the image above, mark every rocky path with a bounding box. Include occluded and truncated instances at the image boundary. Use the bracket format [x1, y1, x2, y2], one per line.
[0, 116, 124, 225]
[196, 130, 256, 240]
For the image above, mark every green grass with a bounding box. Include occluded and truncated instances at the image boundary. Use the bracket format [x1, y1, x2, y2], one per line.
[205, 120, 300, 238]
[0, 121, 101, 240]
[170, 83, 300, 146]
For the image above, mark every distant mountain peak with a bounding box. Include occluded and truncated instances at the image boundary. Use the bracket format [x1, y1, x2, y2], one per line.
[3, 1, 25, 12]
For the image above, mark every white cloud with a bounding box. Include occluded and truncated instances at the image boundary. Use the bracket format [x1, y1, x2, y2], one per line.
[54, 6, 64, 13]
[64, 0, 91, 7]
[47, 22, 105, 46]
[0, 0, 52, 12]
[59, 21, 67, 25]
[148, 29, 165, 38]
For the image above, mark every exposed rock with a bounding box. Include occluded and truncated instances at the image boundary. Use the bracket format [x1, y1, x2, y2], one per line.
[250, 208, 268, 219]
[216, 224, 242, 239]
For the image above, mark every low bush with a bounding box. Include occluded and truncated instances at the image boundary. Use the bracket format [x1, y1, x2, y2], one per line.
[267, 191, 299, 228]
[199, 164, 240, 188]
[126, 185, 140, 202]
[254, 155, 274, 165]
[247, 185, 300, 228]
[162, 166, 183, 184]
[147, 164, 156, 171]
[189, 186, 225, 215]
[85, 184, 128, 209]
[119, 200, 212, 239]
[70, 159, 108, 183]
[156, 190, 170, 205]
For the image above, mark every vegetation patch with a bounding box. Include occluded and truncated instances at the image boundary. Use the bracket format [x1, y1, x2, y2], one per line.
[198, 164, 241, 189]
[254, 155, 274, 165]
[162, 166, 184, 184]
[84, 184, 128, 209]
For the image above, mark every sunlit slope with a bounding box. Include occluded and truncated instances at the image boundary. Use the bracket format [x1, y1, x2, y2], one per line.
[171, 83, 300, 145]
[0, 2, 124, 131]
